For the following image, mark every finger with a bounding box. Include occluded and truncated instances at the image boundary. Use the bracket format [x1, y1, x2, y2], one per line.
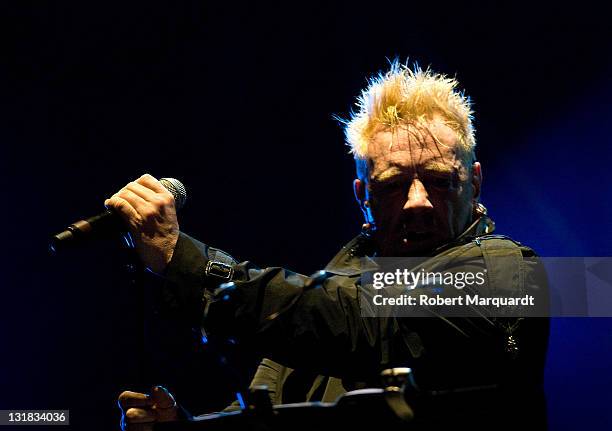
[124, 407, 156, 424]
[116, 188, 151, 214]
[125, 181, 159, 202]
[127, 182, 175, 214]
[105, 196, 139, 222]
[152, 386, 178, 423]
[118, 391, 152, 411]
[150, 386, 176, 409]
[136, 174, 167, 194]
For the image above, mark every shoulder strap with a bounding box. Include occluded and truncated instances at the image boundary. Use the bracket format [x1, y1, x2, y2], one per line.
[476, 235, 525, 296]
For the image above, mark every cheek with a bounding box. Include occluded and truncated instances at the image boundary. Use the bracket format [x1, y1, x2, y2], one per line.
[447, 195, 472, 229]
[430, 194, 462, 228]
[432, 200, 453, 226]
[370, 192, 402, 217]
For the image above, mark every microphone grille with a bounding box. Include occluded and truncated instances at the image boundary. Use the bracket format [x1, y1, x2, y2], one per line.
[160, 178, 187, 210]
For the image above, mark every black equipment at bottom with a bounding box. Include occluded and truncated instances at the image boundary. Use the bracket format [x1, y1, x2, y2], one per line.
[152, 368, 528, 431]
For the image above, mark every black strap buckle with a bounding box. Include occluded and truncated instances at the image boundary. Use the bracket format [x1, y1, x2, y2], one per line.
[205, 260, 234, 281]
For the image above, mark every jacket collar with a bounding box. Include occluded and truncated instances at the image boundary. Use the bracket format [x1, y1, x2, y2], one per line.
[324, 215, 495, 276]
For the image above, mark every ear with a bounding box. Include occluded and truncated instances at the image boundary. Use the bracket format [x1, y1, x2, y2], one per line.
[471, 162, 482, 201]
[353, 178, 365, 202]
[353, 178, 369, 220]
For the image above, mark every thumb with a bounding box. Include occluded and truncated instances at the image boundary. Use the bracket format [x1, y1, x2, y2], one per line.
[151, 386, 178, 423]
[150, 386, 175, 409]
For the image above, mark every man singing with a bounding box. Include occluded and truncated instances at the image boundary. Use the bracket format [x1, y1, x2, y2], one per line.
[109, 61, 549, 429]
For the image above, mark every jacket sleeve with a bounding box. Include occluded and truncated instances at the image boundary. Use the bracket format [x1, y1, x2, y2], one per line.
[160, 232, 382, 379]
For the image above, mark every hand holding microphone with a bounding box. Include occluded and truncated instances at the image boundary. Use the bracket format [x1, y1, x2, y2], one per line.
[51, 174, 186, 274]
[103, 174, 181, 273]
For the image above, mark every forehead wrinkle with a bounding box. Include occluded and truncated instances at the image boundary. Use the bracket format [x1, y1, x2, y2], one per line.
[391, 123, 448, 164]
[367, 120, 464, 182]
[412, 118, 455, 166]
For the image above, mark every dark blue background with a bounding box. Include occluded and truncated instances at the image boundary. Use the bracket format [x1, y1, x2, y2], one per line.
[2, 1, 611, 429]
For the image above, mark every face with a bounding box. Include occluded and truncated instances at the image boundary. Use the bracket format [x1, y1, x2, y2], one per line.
[356, 118, 481, 256]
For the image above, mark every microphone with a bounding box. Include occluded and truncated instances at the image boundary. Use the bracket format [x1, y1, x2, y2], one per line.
[49, 178, 187, 253]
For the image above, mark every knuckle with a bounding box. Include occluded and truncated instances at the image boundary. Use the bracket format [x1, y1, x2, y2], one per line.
[163, 193, 175, 205]
[155, 194, 172, 207]
[140, 208, 156, 220]
[139, 209, 151, 220]
[151, 195, 164, 206]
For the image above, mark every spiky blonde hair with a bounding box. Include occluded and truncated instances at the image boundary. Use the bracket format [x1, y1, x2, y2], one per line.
[343, 61, 476, 164]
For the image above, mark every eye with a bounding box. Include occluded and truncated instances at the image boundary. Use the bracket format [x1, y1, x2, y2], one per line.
[426, 176, 453, 190]
[371, 180, 402, 193]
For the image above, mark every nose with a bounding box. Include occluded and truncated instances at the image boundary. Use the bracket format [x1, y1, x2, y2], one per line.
[403, 177, 434, 213]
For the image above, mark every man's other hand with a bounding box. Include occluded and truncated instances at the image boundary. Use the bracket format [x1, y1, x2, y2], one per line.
[105, 174, 179, 273]
[118, 386, 179, 431]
